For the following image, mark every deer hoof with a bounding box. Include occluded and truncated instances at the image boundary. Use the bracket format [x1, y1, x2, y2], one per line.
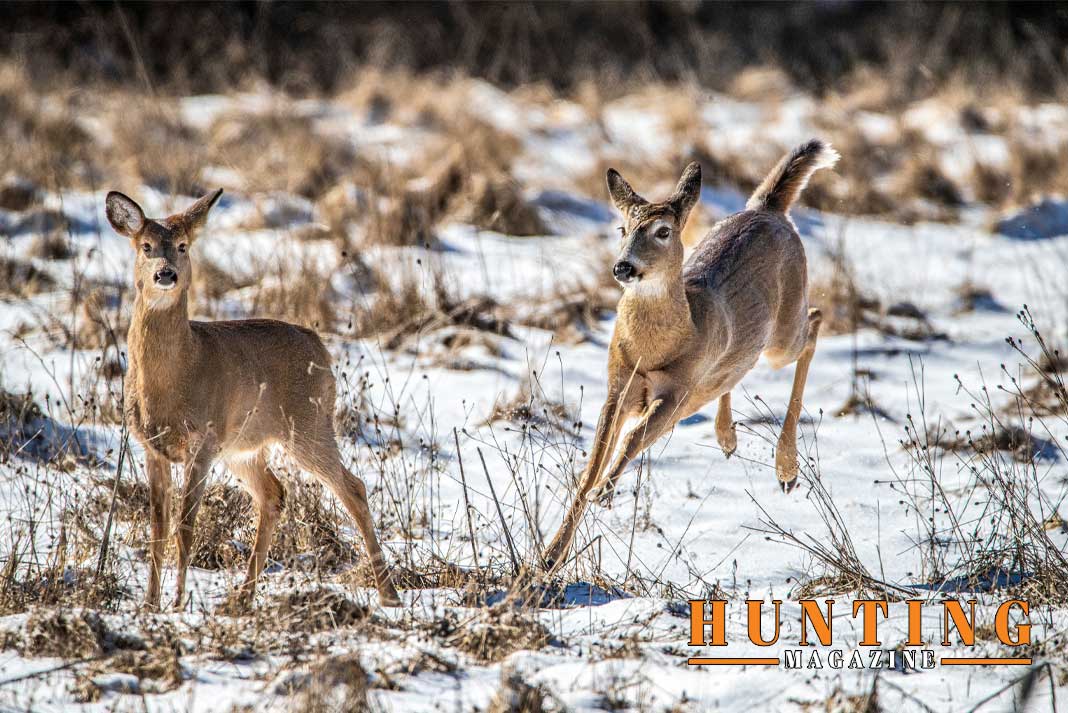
[541, 541, 566, 572]
[595, 485, 617, 509]
[718, 429, 738, 458]
[776, 443, 799, 493]
[379, 588, 402, 608]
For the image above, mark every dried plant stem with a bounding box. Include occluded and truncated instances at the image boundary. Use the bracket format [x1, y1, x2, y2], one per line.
[95, 426, 129, 581]
[477, 447, 520, 576]
[453, 428, 481, 574]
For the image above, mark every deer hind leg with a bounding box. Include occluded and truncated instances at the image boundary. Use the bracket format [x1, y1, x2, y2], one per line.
[290, 436, 401, 606]
[144, 453, 172, 611]
[776, 308, 823, 492]
[542, 386, 637, 572]
[715, 392, 737, 457]
[228, 451, 285, 607]
[174, 436, 218, 610]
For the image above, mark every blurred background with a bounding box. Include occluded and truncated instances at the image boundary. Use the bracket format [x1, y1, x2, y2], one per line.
[3, 1, 1067, 214]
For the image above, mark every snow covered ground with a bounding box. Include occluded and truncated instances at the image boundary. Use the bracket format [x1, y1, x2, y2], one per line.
[2, 81, 1068, 712]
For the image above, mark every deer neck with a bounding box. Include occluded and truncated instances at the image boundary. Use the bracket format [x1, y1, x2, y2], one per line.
[615, 275, 695, 370]
[128, 290, 195, 388]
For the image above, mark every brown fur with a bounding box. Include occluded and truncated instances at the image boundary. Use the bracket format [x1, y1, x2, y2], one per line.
[106, 190, 400, 609]
[542, 140, 838, 570]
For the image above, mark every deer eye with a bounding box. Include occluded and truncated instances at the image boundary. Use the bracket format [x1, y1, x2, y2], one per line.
[655, 227, 671, 240]
[177, 243, 187, 254]
[141, 243, 152, 254]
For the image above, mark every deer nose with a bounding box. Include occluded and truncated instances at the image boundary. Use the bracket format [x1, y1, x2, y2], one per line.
[154, 267, 177, 287]
[613, 261, 637, 283]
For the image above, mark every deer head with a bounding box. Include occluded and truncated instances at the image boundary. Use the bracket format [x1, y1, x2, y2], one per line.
[106, 189, 223, 308]
[605, 163, 701, 291]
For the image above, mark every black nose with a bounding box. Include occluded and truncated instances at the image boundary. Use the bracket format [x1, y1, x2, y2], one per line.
[613, 261, 636, 281]
[154, 268, 177, 285]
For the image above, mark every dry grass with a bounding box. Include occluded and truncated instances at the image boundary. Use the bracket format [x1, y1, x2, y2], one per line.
[485, 377, 577, 437]
[119, 104, 207, 195]
[295, 654, 370, 713]
[807, 258, 881, 338]
[364, 154, 463, 248]
[78, 622, 184, 698]
[190, 483, 254, 570]
[264, 586, 370, 634]
[455, 173, 546, 236]
[208, 110, 360, 199]
[351, 263, 440, 342]
[447, 605, 551, 663]
[76, 287, 129, 351]
[269, 478, 359, 573]
[488, 668, 551, 713]
[22, 608, 108, 658]
[920, 423, 1056, 463]
[190, 255, 256, 316]
[507, 284, 618, 345]
[0, 257, 55, 297]
[247, 257, 338, 333]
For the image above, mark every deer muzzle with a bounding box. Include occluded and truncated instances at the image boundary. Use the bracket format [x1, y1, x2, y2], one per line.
[613, 260, 640, 284]
[153, 267, 178, 290]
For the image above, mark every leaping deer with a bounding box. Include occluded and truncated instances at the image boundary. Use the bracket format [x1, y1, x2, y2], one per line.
[106, 189, 401, 609]
[542, 139, 837, 570]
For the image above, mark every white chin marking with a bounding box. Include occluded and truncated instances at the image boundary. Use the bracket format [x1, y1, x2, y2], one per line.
[146, 288, 179, 310]
[628, 278, 665, 298]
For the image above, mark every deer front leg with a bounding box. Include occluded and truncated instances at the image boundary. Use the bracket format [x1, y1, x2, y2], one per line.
[776, 308, 822, 492]
[715, 391, 737, 457]
[595, 391, 681, 508]
[173, 437, 217, 610]
[144, 453, 172, 611]
[541, 387, 634, 572]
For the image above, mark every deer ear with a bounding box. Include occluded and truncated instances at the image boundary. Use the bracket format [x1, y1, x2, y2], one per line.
[174, 188, 223, 236]
[105, 191, 145, 238]
[606, 168, 647, 213]
[670, 162, 702, 225]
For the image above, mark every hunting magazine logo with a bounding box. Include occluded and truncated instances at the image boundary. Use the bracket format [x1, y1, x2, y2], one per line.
[686, 599, 1032, 669]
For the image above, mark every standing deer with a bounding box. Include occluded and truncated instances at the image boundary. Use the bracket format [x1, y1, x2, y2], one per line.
[106, 189, 401, 609]
[542, 139, 838, 570]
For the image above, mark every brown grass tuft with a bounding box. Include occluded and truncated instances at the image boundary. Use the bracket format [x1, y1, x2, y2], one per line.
[895, 157, 963, 209]
[449, 605, 551, 663]
[264, 586, 369, 633]
[364, 148, 464, 247]
[76, 287, 129, 351]
[455, 173, 546, 236]
[29, 232, 72, 260]
[248, 258, 337, 332]
[296, 654, 370, 713]
[923, 424, 1055, 463]
[0, 257, 55, 296]
[191, 483, 254, 570]
[270, 478, 357, 572]
[485, 377, 576, 436]
[488, 668, 551, 713]
[208, 111, 360, 199]
[508, 283, 619, 344]
[22, 608, 106, 659]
